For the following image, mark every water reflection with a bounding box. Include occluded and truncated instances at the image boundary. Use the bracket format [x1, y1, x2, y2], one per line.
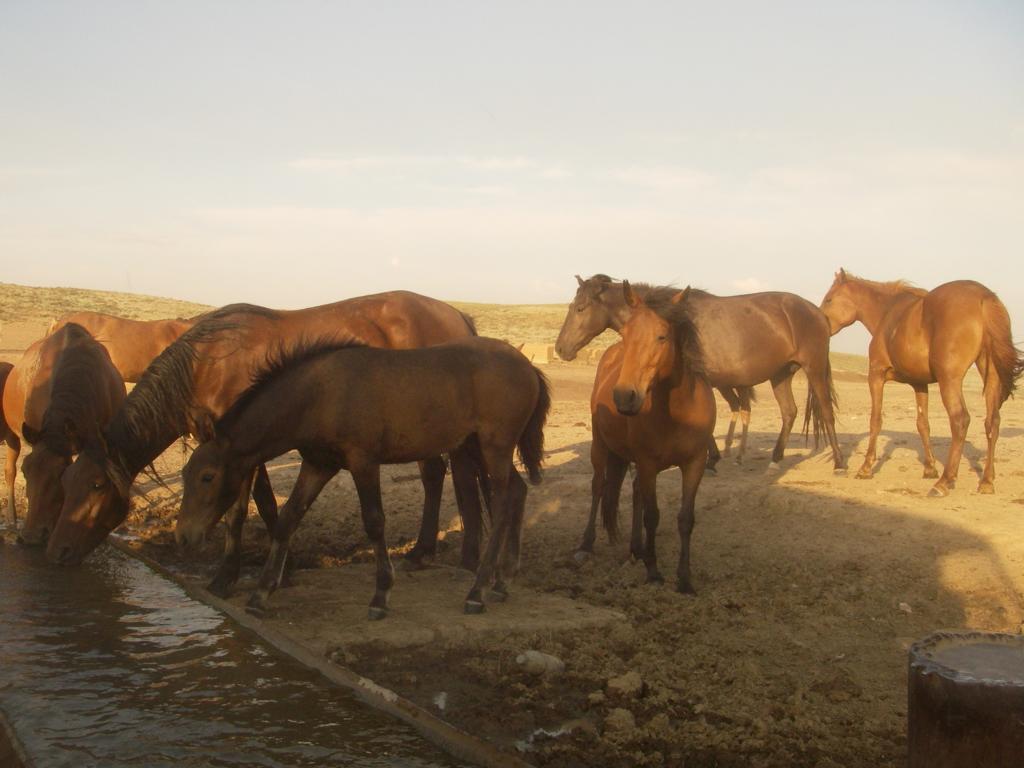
[0, 544, 461, 768]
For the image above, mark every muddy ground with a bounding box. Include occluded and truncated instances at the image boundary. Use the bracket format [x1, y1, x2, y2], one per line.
[4, 358, 1024, 768]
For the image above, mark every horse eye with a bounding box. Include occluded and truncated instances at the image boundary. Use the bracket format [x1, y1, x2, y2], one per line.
[200, 471, 215, 483]
[91, 479, 105, 491]
[657, 335, 667, 342]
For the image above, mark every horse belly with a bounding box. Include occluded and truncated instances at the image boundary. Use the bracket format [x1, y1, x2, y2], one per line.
[887, 312, 935, 384]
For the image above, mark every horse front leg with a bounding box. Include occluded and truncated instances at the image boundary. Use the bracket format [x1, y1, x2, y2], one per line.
[856, 371, 887, 479]
[251, 463, 279, 534]
[247, 460, 340, 616]
[207, 467, 257, 598]
[676, 452, 707, 595]
[579, 435, 610, 557]
[932, 374, 971, 497]
[404, 456, 446, 569]
[3, 434, 19, 528]
[913, 384, 939, 479]
[637, 461, 663, 585]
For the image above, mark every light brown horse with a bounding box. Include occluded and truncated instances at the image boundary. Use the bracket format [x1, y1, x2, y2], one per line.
[820, 269, 1023, 496]
[49, 311, 199, 382]
[1, 325, 125, 536]
[176, 337, 550, 617]
[45, 292, 479, 591]
[556, 274, 845, 470]
[0, 361, 16, 527]
[578, 283, 716, 594]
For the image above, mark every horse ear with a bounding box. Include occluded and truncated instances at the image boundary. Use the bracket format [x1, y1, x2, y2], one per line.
[188, 407, 217, 443]
[670, 286, 691, 305]
[836, 268, 847, 283]
[21, 422, 41, 445]
[623, 280, 642, 309]
[575, 274, 585, 287]
[63, 418, 83, 453]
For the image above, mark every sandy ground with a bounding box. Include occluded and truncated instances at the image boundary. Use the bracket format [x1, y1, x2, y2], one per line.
[4, 353, 1023, 768]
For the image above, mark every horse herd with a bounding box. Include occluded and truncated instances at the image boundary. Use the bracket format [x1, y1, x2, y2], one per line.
[1, 271, 1021, 619]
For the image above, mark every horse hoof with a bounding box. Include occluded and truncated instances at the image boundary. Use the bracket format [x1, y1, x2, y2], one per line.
[646, 572, 665, 586]
[491, 586, 509, 603]
[677, 581, 697, 596]
[978, 482, 995, 495]
[573, 550, 591, 565]
[206, 579, 234, 599]
[928, 485, 950, 498]
[923, 467, 939, 479]
[766, 461, 782, 473]
[855, 470, 872, 481]
[704, 466, 717, 476]
[464, 600, 486, 615]
[833, 466, 848, 476]
[367, 605, 389, 621]
[245, 599, 268, 618]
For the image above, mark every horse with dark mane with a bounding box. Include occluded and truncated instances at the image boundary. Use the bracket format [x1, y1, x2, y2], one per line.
[578, 282, 715, 594]
[176, 337, 550, 617]
[1, 324, 125, 539]
[557, 274, 846, 471]
[821, 269, 1023, 495]
[48, 311, 201, 383]
[45, 292, 480, 590]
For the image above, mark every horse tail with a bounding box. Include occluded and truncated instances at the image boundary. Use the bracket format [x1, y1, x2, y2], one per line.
[517, 367, 551, 485]
[803, 359, 838, 451]
[982, 295, 1024, 404]
[459, 311, 478, 337]
[747, 386, 757, 405]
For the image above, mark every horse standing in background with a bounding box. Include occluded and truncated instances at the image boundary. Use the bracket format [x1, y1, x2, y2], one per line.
[579, 283, 716, 594]
[557, 274, 846, 471]
[1, 361, 16, 527]
[49, 311, 201, 382]
[820, 269, 1023, 496]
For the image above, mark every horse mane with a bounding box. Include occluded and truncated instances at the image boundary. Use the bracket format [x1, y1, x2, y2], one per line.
[37, 324, 116, 456]
[841, 271, 928, 298]
[217, 336, 369, 432]
[583, 274, 714, 301]
[645, 294, 707, 378]
[103, 303, 280, 477]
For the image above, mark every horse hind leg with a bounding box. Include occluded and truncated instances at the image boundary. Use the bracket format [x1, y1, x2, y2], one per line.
[737, 387, 753, 463]
[978, 355, 1003, 494]
[718, 387, 741, 458]
[931, 372, 971, 497]
[577, 435, 611, 559]
[494, 467, 529, 599]
[769, 371, 798, 469]
[913, 384, 940, 479]
[450, 447, 484, 572]
[465, 445, 515, 614]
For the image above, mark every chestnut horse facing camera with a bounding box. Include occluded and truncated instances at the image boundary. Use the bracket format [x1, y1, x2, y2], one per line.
[557, 274, 846, 471]
[177, 337, 550, 618]
[578, 282, 716, 595]
[820, 269, 1023, 496]
[44, 292, 480, 586]
[48, 311, 200, 383]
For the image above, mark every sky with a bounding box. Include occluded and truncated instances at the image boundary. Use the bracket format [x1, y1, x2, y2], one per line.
[1, 1, 1021, 353]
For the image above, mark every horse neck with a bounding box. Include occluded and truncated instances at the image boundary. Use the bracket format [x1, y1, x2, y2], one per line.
[105, 402, 182, 480]
[848, 281, 906, 335]
[600, 288, 631, 332]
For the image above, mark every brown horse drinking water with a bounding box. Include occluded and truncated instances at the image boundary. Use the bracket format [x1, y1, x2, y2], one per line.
[557, 274, 845, 470]
[578, 283, 716, 594]
[44, 293, 480, 586]
[48, 311, 200, 382]
[820, 270, 1023, 496]
[1, 325, 125, 535]
[176, 337, 550, 617]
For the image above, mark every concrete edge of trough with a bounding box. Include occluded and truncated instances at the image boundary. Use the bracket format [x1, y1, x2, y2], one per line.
[106, 536, 534, 768]
[0, 705, 35, 768]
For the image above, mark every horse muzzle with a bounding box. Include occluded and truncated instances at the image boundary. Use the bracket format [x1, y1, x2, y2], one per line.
[613, 386, 644, 416]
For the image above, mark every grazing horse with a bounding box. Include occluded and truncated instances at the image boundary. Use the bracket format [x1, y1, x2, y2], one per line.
[556, 274, 845, 470]
[820, 269, 1023, 495]
[48, 311, 200, 382]
[176, 337, 550, 618]
[1, 325, 125, 536]
[1, 362, 16, 526]
[44, 292, 480, 587]
[578, 283, 715, 594]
